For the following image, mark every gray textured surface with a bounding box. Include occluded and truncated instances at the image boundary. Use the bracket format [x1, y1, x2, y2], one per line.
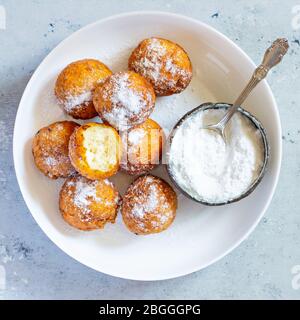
[0, 0, 300, 299]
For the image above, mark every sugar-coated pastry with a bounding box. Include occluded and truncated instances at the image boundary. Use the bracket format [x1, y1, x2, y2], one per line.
[59, 175, 120, 231]
[121, 175, 177, 235]
[32, 121, 79, 179]
[93, 71, 155, 130]
[120, 118, 164, 175]
[129, 37, 192, 96]
[55, 59, 112, 119]
[69, 122, 122, 180]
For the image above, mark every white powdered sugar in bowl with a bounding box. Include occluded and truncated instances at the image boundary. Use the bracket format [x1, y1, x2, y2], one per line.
[168, 108, 265, 204]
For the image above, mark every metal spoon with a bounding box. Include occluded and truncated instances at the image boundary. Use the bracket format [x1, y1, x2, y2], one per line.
[202, 38, 289, 142]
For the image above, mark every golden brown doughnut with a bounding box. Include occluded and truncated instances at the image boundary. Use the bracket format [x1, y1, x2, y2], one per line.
[121, 175, 177, 235]
[93, 71, 155, 130]
[129, 37, 192, 96]
[59, 175, 120, 231]
[32, 121, 79, 179]
[55, 59, 112, 119]
[120, 118, 164, 175]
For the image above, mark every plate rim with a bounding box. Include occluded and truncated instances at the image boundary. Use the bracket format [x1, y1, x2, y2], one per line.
[13, 10, 282, 281]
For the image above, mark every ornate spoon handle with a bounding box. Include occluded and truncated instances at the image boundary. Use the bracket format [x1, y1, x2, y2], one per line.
[218, 38, 289, 129]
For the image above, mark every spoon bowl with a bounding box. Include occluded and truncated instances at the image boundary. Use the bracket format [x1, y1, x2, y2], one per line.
[166, 103, 270, 206]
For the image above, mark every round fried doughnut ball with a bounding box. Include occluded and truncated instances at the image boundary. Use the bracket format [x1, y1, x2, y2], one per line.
[121, 175, 177, 235]
[59, 175, 120, 231]
[55, 59, 112, 119]
[69, 122, 122, 180]
[129, 37, 192, 96]
[120, 119, 164, 175]
[32, 121, 79, 179]
[93, 71, 155, 130]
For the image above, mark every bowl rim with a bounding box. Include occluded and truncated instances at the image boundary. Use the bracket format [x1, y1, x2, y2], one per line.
[13, 11, 282, 281]
[166, 103, 270, 206]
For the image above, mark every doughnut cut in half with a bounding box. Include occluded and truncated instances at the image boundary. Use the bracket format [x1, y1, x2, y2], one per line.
[69, 122, 122, 180]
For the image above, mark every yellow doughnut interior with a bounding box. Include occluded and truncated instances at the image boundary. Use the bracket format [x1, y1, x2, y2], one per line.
[83, 125, 119, 172]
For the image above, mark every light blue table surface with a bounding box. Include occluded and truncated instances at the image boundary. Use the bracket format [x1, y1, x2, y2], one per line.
[0, 0, 300, 299]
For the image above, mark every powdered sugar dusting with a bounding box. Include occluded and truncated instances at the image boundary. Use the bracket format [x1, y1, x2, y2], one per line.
[138, 38, 166, 82]
[102, 72, 153, 130]
[74, 182, 98, 211]
[66, 177, 119, 222]
[131, 184, 159, 219]
[110, 73, 143, 113]
[165, 57, 188, 79]
[127, 176, 175, 233]
[63, 90, 92, 112]
[44, 156, 59, 167]
[67, 177, 100, 218]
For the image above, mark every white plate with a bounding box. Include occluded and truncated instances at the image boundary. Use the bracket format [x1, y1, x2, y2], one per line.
[13, 11, 281, 281]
